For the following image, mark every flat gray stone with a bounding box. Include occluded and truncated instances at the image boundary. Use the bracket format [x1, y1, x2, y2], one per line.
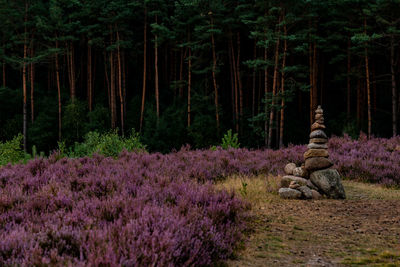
[298, 186, 313, 199]
[280, 175, 309, 188]
[279, 188, 302, 199]
[307, 143, 328, 149]
[310, 169, 346, 199]
[310, 130, 327, 139]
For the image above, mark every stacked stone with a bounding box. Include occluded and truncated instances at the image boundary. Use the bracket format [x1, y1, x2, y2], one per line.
[304, 106, 333, 172]
[278, 163, 321, 200]
[278, 105, 346, 200]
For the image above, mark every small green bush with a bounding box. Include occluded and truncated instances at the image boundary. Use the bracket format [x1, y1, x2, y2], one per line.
[0, 134, 25, 165]
[221, 129, 240, 149]
[70, 130, 146, 158]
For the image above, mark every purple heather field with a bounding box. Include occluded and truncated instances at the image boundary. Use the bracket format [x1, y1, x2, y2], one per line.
[0, 135, 399, 265]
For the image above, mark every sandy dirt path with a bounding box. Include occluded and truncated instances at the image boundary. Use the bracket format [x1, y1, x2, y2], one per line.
[218, 177, 400, 267]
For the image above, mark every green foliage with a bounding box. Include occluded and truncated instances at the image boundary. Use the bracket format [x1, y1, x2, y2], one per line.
[239, 181, 248, 196]
[70, 130, 146, 158]
[0, 134, 25, 166]
[221, 129, 240, 149]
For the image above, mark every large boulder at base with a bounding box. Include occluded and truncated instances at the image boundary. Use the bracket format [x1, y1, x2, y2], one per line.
[279, 188, 302, 199]
[305, 157, 333, 171]
[280, 175, 309, 188]
[284, 163, 297, 175]
[311, 189, 322, 200]
[310, 169, 346, 199]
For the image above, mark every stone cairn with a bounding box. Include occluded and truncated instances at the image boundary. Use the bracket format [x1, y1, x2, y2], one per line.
[278, 105, 346, 200]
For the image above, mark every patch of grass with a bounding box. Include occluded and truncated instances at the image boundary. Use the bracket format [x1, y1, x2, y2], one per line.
[343, 250, 400, 266]
[343, 180, 400, 200]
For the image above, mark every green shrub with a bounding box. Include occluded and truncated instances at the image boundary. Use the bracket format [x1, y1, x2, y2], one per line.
[0, 134, 25, 165]
[70, 130, 146, 158]
[221, 129, 240, 149]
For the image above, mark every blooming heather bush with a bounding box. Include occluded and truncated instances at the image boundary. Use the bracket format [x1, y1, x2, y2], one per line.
[1, 136, 399, 264]
[329, 135, 400, 186]
[0, 154, 248, 265]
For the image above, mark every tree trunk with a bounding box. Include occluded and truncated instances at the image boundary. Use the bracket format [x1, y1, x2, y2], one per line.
[347, 39, 351, 119]
[279, 23, 287, 148]
[179, 47, 184, 97]
[188, 31, 192, 128]
[2, 60, 5, 88]
[313, 42, 318, 110]
[210, 16, 220, 132]
[252, 41, 257, 118]
[55, 39, 62, 141]
[140, 9, 147, 132]
[364, 18, 371, 138]
[116, 29, 124, 135]
[155, 15, 160, 123]
[69, 42, 76, 102]
[110, 35, 117, 129]
[391, 34, 397, 136]
[264, 47, 268, 147]
[267, 17, 281, 148]
[237, 32, 243, 129]
[23, 2, 28, 152]
[104, 52, 111, 109]
[87, 43, 92, 112]
[30, 45, 34, 123]
[230, 35, 239, 133]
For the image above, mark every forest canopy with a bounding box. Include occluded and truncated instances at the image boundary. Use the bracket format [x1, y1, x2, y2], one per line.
[0, 0, 399, 153]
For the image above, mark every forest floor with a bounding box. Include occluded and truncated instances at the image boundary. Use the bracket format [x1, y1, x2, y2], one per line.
[217, 176, 400, 267]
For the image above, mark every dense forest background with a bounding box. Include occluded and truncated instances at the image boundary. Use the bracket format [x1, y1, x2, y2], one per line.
[0, 0, 399, 153]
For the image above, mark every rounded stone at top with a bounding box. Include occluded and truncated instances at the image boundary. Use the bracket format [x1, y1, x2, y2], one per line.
[310, 129, 327, 139]
[315, 105, 323, 114]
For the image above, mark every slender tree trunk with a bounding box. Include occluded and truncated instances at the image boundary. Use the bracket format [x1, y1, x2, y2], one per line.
[55, 39, 62, 141]
[69, 42, 76, 102]
[110, 30, 117, 129]
[104, 52, 111, 109]
[179, 47, 184, 97]
[30, 45, 34, 123]
[356, 72, 361, 127]
[237, 32, 243, 129]
[140, 9, 147, 132]
[116, 29, 124, 135]
[264, 47, 268, 147]
[228, 41, 235, 122]
[252, 41, 257, 118]
[23, 2, 28, 152]
[267, 17, 281, 148]
[2, 57, 5, 88]
[230, 35, 239, 132]
[347, 39, 351, 119]
[391, 34, 397, 136]
[155, 15, 160, 123]
[309, 39, 313, 126]
[210, 16, 220, 132]
[122, 51, 126, 122]
[87, 43, 92, 112]
[279, 22, 287, 148]
[364, 18, 371, 138]
[312, 42, 318, 110]
[188, 31, 192, 127]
